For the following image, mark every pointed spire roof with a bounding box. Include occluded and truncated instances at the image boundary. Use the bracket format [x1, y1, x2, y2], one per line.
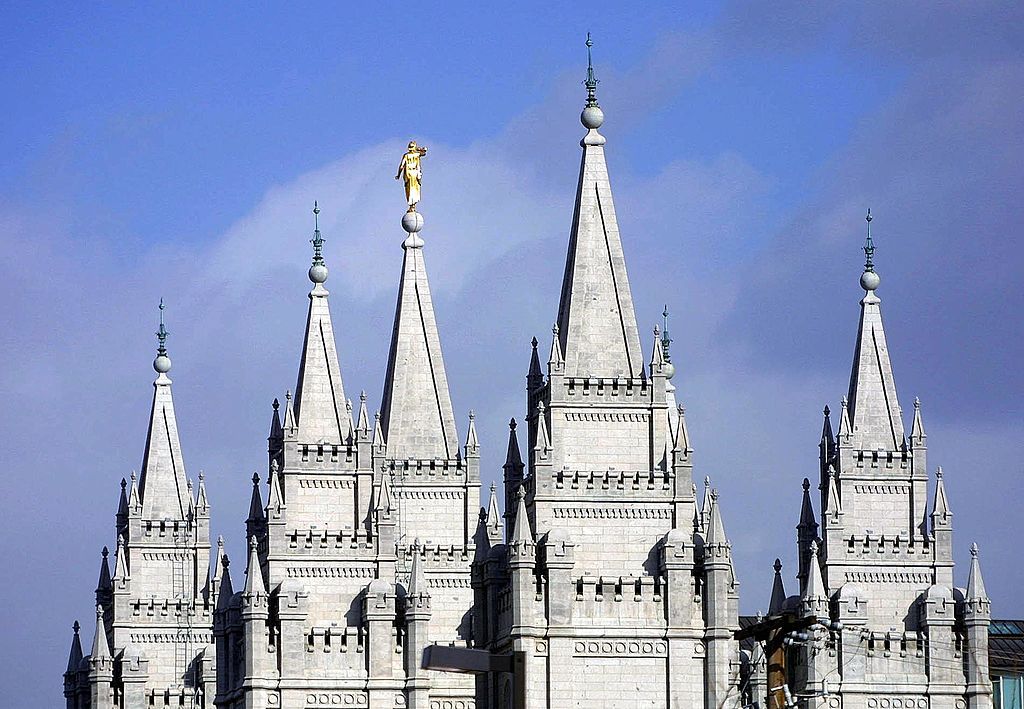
[528, 336, 543, 382]
[211, 535, 225, 585]
[376, 473, 394, 516]
[247, 472, 265, 525]
[846, 211, 905, 450]
[504, 418, 524, 471]
[911, 397, 927, 444]
[96, 546, 112, 595]
[967, 543, 989, 602]
[824, 466, 842, 519]
[472, 508, 491, 564]
[554, 40, 643, 379]
[267, 460, 284, 515]
[803, 540, 827, 603]
[706, 490, 728, 546]
[931, 466, 952, 520]
[380, 218, 459, 461]
[113, 535, 129, 582]
[196, 471, 209, 512]
[510, 488, 533, 544]
[769, 558, 787, 614]
[91, 604, 111, 660]
[798, 478, 818, 530]
[548, 324, 564, 370]
[216, 553, 234, 610]
[269, 398, 283, 441]
[116, 477, 129, 522]
[699, 476, 713, 533]
[408, 539, 428, 597]
[293, 204, 349, 445]
[534, 401, 551, 453]
[357, 391, 370, 435]
[283, 390, 297, 432]
[243, 535, 266, 596]
[66, 621, 83, 673]
[820, 405, 835, 452]
[486, 482, 502, 539]
[139, 301, 190, 520]
[465, 410, 480, 453]
[673, 405, 692, 455]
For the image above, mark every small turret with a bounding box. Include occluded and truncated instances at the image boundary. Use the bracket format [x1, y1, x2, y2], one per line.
[95, 546, 112, 608]
[242, 535, 266, 598]
[66, 620, 83, 675]
[547, 323, 564, 373]
[268, 397, 283, 459]
[801, 541, 829, 618]
[503, 418, 525, 540]
[485, 482, 503, 545]
[90, 603, 111, 660]
[964, 543, 993, 709]
[819, 405, 835, 481]
[246, 472, 266, 543]
[768, 559, 787, 615]
[527, 336, 543, 391]
[796, 478, 819, 593]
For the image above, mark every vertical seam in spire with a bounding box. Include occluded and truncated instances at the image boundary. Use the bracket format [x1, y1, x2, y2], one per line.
[871, 324, 899, 449]
[319, 317, 344, 441]
[595, 182, 633, 376]
[162, 404, 185, 518]
[414, 275, 451, 459]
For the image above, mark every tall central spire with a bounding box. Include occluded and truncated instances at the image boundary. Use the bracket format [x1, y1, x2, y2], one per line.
[293, 202, 349, 444]
[139, 300, 190, 520]
[380, 195, 459, 460]
[555, 36, 643, 379]
[846, 210, 905, 450]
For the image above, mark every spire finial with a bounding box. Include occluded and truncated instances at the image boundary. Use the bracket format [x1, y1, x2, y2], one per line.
[581, 34, 605, 130]
[971, 541, 979, 558]
[660, 304, 674, 368]
[153, 299, 172, 374]
[585, 33, 599, 107]
[860, 209, 880, 291]
[309, 201, 328, 284]
[73, 620, 80, 635]
[157, 298, 168, 355]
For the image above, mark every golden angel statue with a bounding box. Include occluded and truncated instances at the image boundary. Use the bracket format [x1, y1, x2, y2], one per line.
[395, 140, 428, 212]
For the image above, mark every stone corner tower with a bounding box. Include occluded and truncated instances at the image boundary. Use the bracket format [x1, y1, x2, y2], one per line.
[471, 41, 742, 709]
[213, 201, 479, 709]
[750, 212, 993, 709]
[64, 303, 217, 708]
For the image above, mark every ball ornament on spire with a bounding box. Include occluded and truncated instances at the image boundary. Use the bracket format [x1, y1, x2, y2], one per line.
[401, 210, 424, 234]
[308, 201, 329, 285]
[153, 298, 172, 374]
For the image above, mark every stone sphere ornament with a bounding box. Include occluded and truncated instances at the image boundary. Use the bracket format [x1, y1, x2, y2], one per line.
[581, 105, 605, 130]
[860, 269, 880, 291]
[308, 263, 328, 284]
[402, 210, 424, 233]
[153, 354, 172, 374]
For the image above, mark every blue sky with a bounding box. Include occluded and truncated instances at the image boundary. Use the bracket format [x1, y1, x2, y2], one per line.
[1, 2, 1022, 703]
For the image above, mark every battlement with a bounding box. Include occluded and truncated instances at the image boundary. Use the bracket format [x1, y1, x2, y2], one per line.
[293, 441, 358, 468]
[283, 528, 373, 553]
[554, 376, 652, 401]
[139, 686, 210, 707]
[545, 468, 673, 494]
[385, 457, 468, 479]
[305, 624, 370, 655]
[399, 543, 472, 567]
[127, 597, 214, 621]
[844, 448, 913, 469]
[840, 534, 933, 558]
